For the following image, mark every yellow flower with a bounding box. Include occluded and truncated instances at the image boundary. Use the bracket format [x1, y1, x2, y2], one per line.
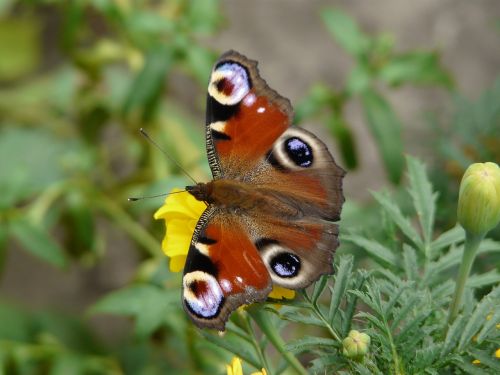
[154, 189, 206, 272]
[472, 359, 481, 365]
[268, 285, 295, 299]
[154, 188, 295, 299]
[226, 357, 267, 375]
[495, 348, 500, 359]
[226, 357, 243, 375]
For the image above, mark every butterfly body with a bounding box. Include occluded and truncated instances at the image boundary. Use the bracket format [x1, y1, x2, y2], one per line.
[181, 51, 345, 330]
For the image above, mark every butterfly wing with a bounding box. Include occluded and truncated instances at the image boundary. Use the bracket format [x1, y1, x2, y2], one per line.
[205, 50, 293, 179]
[182, 51, 345, 329]
[182, 208, 272, 330]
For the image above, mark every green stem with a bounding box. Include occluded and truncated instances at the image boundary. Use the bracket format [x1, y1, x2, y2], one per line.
[248, 307, 308, 375]
[243, 314, 272, 374]
[446, 232, 484, 329]
[302, 293, 342, 343]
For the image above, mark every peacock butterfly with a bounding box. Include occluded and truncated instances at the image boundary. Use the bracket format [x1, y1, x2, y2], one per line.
[181, 50, 345, 330]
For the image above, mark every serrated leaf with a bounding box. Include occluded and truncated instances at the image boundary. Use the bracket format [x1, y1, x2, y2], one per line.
[355, 311, 386, 332]
[341, 271, 368, 336]
[285, 336, 337, 354]
[9, 217, 66, 268]
[476, 309, 500, 343]
[406, 156, 436, 246]
[442, 314, 467, 356]
[342, 234, 398, 267]
[280, 310, 324, 328]
[402, 244, 418, 281]
[320, 9, 370, 58]
[329, 256, 353, 321]
[466, 270, 500, 289]
[467, 348, 500, 371]
[312, 275, 329, 305]
[372, 191, 423, 249]
[458, 287, 500, 350]
[391, 291, 423, 331]
[90, 284, 176, 337]
[430, 226, 465, 257]
[361, 90, 405, 184]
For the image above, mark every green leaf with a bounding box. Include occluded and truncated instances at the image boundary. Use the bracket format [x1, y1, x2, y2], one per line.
[295, 84, 335, 124]
[466, 270, 500, 289]
[9, 217, 66, 268]
[200, 332, 260, 369]
[285, 336, 337, 354]
[328, 255, 353, 322]
[458, 287, 499, 351]
[361, 90, 405, 184]
[430, 225, 465, 258]
[122, 45, 174, 121]
[441, 313, 467, 356]
[379, 51, 453, 88]
[372, 191, 423, 250]
[346, 64, 372, 95]
[280, 309, 325, 328]
[320, 9, 370, 58]
[476, 309, 500, 343]
[311, 275, 329, 305]
[467, 348, 500, 372]
[327, 114, 358, 169]
[90, 284, 176, 337]
[342, 233, 398, 267]
[406, 156, 436, 246]
[402, 244, 418, 281]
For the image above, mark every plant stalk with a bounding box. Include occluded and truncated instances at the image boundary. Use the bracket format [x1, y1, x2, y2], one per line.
[446, 232, 484, 328]
[248, 307, 308, 375]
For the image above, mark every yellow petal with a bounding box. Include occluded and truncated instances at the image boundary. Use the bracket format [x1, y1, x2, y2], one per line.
[268, 285, 295, 299]
[169, 256, 187, 272]
[154, 189, 206, 221]
[226, 357, 242, 375]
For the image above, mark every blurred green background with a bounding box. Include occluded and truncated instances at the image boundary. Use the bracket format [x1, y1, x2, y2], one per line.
[0, 0, 498, 374]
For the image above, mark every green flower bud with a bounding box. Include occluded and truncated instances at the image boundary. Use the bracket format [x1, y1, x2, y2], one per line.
[342, 330, 371, 360]
[457, 162, 500, 236]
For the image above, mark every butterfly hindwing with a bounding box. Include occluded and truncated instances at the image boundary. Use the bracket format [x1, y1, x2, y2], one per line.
[182, 208, 272, 330]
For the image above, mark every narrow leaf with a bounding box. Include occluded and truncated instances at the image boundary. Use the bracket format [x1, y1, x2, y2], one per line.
[372, 191, 423, 249]
[320, 9, 370, 58]
[402, 244, 418, 281]
[329, 255, 353, 321]
[342, 234, 398, 267]
[406, 156, 436, 246]
[430, 225, 465, 258]
[312, 275, 329, 305]
[361, 90, 405, 184]
[285, 336, 337, 354]
[458, 287, 500, 350]
[466, 270, 500, 289]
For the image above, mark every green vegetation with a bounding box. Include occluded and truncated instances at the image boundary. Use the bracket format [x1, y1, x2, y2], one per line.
[0, 1, 498, 374]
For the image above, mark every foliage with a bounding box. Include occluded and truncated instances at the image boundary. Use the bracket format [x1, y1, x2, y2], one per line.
[0, 1, 498, 374]
[296, 9, 453, 184]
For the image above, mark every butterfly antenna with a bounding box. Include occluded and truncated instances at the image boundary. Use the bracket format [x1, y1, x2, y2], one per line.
[128, 190, 187, 202]
[139, 128, 198, 184]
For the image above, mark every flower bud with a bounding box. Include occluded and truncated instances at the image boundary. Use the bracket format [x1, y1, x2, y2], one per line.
[342, 330, 370, 360]
[457, 162, 500, 236]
